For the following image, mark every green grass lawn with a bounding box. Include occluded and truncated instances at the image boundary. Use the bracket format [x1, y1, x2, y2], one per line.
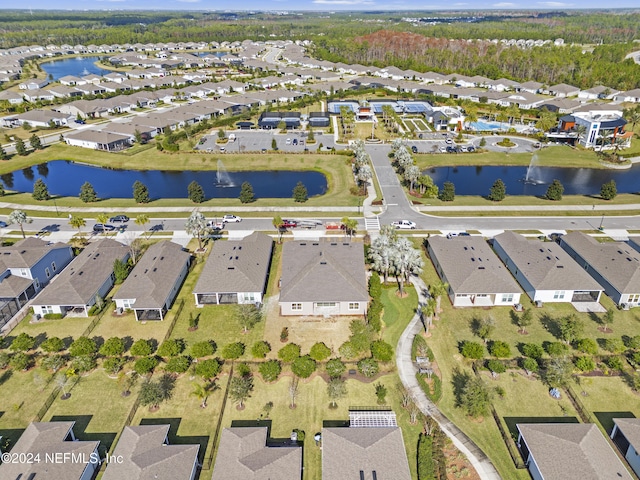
[43, 369, 139, 457]
[89, 310, 174, 345]
[9, 315, 94, 347]
[380, 284, 418, 349]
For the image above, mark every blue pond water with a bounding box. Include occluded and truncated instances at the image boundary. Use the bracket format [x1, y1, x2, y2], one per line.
[425, 165, 639, 196]
[1, 161, 327, 200]
[41, 57, 110, 81]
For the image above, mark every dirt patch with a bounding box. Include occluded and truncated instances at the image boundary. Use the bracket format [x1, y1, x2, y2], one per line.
[445, 441, 481, 480]
[597, 326, 613, 333]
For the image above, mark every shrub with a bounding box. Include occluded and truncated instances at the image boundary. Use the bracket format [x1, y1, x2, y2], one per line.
[370, 340, 394, 362]
[575, 338, 598, 355]
[134, 356, 159, 375]
[357, 358, 379, 377]
[42, 354, 66, 373]
[9, 352, 31, 370]
[251, 341, 271, 359]
[259, 360, 282, 382]
[338, 341, 359, 360]
[11, 333, 36, 352]
[157, 339, 185, 358]
[99, 337, 125, 357]
[368, 272, 382, 299]
[607, 355, 625, 371]
[489, 340, 511, 358]
[190, 341, 215, 358]
[40, 336, 65, 353]
[486, 359, 506, 374]
[103, 357, 126, 375]
[326, 358, 346, 378]
[628, 335, 640, 350]
[194, 358, 221, 379]
[574, 356, 595, 372]
[417, 434, 436, 480]
[292, 355, 316, 378]
[460, 341, 484, 359]
[164, 356, 191, 374]
[600, 180, 617, 200]
[280, 327, 289, 342]
[545, 342, 569, 356]
[72, 355, 97, 373]
[545, 179, 564, 201]
[69, 337, 97, 357]
[366, 300, 382, 332]
[130, 339, 154, 357]
[0, 352, 9, 369]
[222, 342, 245, 360]
[521, 343, 545, 359]
[278, 343, 301, 363]
[309, 342, 332, 362]
[603, 338, 626, 354]
[43, 313, 63, 320]
[521, 357, 539, 373]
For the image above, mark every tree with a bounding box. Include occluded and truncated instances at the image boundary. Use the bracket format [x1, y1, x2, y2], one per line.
[341, 217, 358, 239]
[278, 343, 301, 363]
[602, 307, 615, 332]
[191, 381, 217, 408]
[139, 374, 175, 410]
[438, 181, 455, 201]
[157, 339, 185, 358]
[99, 337, 125, 357]
[326, 358, 346, 378]
[14, 138, 27, 156]
[600, 180, 617, 200]
[113, 259, 129, 284]
[544, 357, 572, 387]
[0, 145, 8, 160]
[135, 214, 150, 238]
[42, 354, 67, 373]
[375, 382, 388, 404]
[271, 138, 277, 150]
[165, 356, 191, 373]
[272, 215, 284, 243]
[69, 337, 97, 357]
[474, 317, 495, 343]
[404, 165, 421, 192]
[521, 343, 545, 359]
[191, 340, 215, 358]
[489, 340, 511, 358]
[545, 179, 564, 201]
[195, 358, 221, 379]
[130, 339, 154, 357]
[236, 304, 262, 333]
[239, 181, 255, 203]
[370, 340, 393, 362]
[327, 377, 347, 407]
[9, 210, 32, 239]
[187, 180, 205, 203]
[291, 355, 316, 378]
[259, 360, 282, 382]
[488, 179, 506, 201]
[559, 314, 584, 344]
[390, 237, 423, 295]
[229, 375, 253, 409]
[429, 280, 449, 316]
[461, 341, 485, 359]
[32, 179, 49, 201]
[251, 341, 271, 359]
[460, 377, 493, 418]
[536, 108, 557, 132]
[134, 356, 159, 374]
[288, 377, 299, 408]
[79, 182, 97, 203]
[11, 333, 36, 352]
[521, 357, 539, 375]
[517, 308, 533, 334]
[487, 359, 506, 374]
[576, 338, 598, 354]
[221, 342, 245, 360]
[41, 336, 65, 353]
[357, 358, 379, 377]
[309, 342, 331, 362]
[292, 181, 308, 202]
[29, 134, 42, 151]
[133, 180, 150, 203]
[185, 211, 210, 251]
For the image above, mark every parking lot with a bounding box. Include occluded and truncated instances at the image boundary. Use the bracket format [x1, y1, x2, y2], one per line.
[195, 130, 337, 153]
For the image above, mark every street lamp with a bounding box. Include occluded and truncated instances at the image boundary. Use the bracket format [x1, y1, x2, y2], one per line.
[599, 214, 605, 231]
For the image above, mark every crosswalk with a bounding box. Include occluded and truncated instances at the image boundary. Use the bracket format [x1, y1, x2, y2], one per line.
[364, 216, 381, 232]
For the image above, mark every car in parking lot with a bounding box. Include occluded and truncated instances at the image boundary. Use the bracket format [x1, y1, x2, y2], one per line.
[261, 148, 267, 153]
[109, 215, 129, 223]
[222, 214, 242, 223]
[445, 138, 453, 144]
[467, 145, 475, 152]
[446, 146, 457, 153]
[411, 145, 418, 154]
[285, 138, 291, 145]
[93, 223, 116, 232]
[392, 220, 417, 229]
[219, 146, 225, 152]
[293, 138, 298, 145]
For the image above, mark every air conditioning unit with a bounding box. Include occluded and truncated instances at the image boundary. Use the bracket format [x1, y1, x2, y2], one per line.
[514, 304, 523, 312]
[621, 303, 630, 311]
[535, 300, 544, 308]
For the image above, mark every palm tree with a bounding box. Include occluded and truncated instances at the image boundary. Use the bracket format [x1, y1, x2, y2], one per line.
[135, 214, 150, 239]
[390, 238, 424, 296]
[8, 210, 32, 239]
[185, 211, 210, 251]
[191, 380, 218, 408]
[422, 297, 437, 333]
[429, 280, 449, 316]
[68, 215, 86, 234]
[272, 215, 284, 243]
[95, 213, 109, 233]
[369, 237, 394, 285]
[341, 217, 358, 239]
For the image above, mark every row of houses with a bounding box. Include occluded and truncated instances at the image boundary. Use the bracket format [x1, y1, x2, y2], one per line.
[428, 231, 640, 309]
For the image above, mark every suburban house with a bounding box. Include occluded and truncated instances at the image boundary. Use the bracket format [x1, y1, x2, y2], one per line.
[102, 425, 199, 480]
[193, 232, 273, 306]
[279, 240, 368, 316]
[31, 238, 129, 317]
[0, 421, 100, 480]
[65, 129, 133, 152]
[548, 110, 630, 150]
[113, 241, 191, 321]
[492, 231, 602, 305]
[560, 232, 640, 307]
[322, 410, 411, 480]
[611, 418, 640, 477]
[517, 423, 633, 480]
[212, 426, 302, 480]
[427, 236, 521, 307]
[0, 238, 74, 330]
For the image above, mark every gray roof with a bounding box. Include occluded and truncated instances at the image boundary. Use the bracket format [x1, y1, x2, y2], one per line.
[32, 238, 129, 306]
[212, 427, 302, 480]
[322, 427, 411, 480]
[65, 128, 131, 144]
[493, 231, 602, 292]
[102, 425, 199, 480]
[517, 423, 633, 480]
[193, 232, 273, 295]
[280, 240, 368, 303]
[0, 274, 34, 298]
[428, 236, 521, 295]
[613, 418, 640, 450]
[0, 237, 70, 270]
[113, 241, 190, 309]
[0, 421, 99, 479]
[561, 232, 640, 294]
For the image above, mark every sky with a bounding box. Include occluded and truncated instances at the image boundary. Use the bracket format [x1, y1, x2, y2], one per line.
[12, 2, 640, 11]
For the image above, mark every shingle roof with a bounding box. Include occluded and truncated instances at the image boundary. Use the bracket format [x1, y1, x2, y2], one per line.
[102, 425, 199, 480]
[0, 274, 34, 298]
[0, 237, 69, 270]
[613, 418, 640, 451]
[32, 238, 128, 306]
[280, 240, 368, 303]
[493, 231, 602, 292]
[113, 241, 190, 309]
[561, 232, 640, 294]
[517, 423, 633, 480]
[193, 232, 273, 295]
[322, 427, 411, 480]
[0, 422, 99, 479]
[65, 129, 131, 145]
[428, 236, 521, 295]
[212, 427, 301, 480]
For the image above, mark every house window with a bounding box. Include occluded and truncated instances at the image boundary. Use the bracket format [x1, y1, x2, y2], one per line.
[553, 291, 565, 300]
[35, 279, 40, 289]
[291, 303, 302, 311]
[41, 306, 54, 314]
[348, 302, 359, 310]
[45, 268, 51, 278]
[20, 269, 27, 276]
[316, 302, 337, 307]
[122, 300, 133, 309]
[52, 262, 56, 272]
[502, 294, 514, 303]
[629, 294, 640, 304]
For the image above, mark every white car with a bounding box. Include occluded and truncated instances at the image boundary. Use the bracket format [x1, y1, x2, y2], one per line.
[222, 214, 242, 223]
[391, 220, 417, 230]
[285, 138, 291, 145]
[207, 221, 224, 230]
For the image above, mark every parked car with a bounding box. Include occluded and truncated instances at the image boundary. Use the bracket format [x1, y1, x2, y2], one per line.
[411, 145, 418, 154]
[74, 119, 85, 125]
[207, 220, 224, 230]
[93, 223, 116, 232]
[467, 145, 475, 152]
[446, 146, 457, 153]
[280, 219, 297, 228]
[0, 221, 7, 228]
[222, 214, 242, 223]
[109, 215, 130, 223]
[293, 138, 298, 145]
[219, 146, 226, 152]
[285, 138, 291, 145]
[445, 138, 453, 144]
[391, 220, 417, 230]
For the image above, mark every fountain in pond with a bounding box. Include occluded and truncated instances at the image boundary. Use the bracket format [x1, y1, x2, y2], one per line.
[215, 160, 234, 187]
[523, 154, 545, 185]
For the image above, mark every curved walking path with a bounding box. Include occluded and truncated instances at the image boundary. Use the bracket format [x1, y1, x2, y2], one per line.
[396, 275, 502, 480]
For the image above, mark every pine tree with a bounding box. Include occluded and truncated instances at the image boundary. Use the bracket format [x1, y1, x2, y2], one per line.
[133, 181, 150, 204]
[0, 145, 8, 160]
[29, 134, 42, 150]
[438, 181, 455, 202]
[79, 182, 97, 203]
[32, 179, 49, 201]
[488, 179, 506, 202]
[600, 180, 617, 200]
[15, 138, 27, 156]
[239, 181, 255, 203]
[187, 180, 205, 203]
[545, 179, 564, 201]
[292, 181, 308, 202]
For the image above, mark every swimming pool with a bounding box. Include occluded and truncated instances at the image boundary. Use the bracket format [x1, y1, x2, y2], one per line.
[469, 120, 505, 131]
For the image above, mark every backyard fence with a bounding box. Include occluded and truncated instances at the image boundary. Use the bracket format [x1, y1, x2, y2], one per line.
[33, 375, 81, 422]
[162, 298, 185, 343]
[203, 362, 234, 471]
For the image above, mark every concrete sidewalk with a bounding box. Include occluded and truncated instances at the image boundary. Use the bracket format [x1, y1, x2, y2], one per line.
[395, 275, 502, 480]
[418, 203, 640, 212]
